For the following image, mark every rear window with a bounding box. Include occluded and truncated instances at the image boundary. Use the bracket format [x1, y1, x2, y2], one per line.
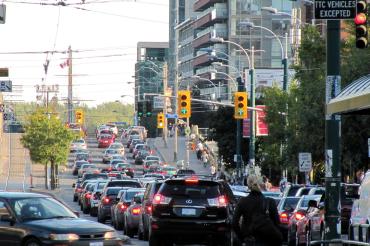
[287, 186, 301, 196]
[106, 149, 118, 154]
[160, 181, 220, 198]
[107, 188, 123, 195]
[300, 188, 310, 196]
[74, 139, 85, 143]
[313, 189, 325, 195]
[84, 173, 108, 180]
[125, 191, 141, 200]
[107, 181, 141, 188]
[281, 197, 300, 211]
[97, 182, 107, 189]
[177, 169, 196, 175]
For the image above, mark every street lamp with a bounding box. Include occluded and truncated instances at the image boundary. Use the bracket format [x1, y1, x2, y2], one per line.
[211, 62, 244, 82]
[240, 21, 288, 91]
[209, 69, 238, 91]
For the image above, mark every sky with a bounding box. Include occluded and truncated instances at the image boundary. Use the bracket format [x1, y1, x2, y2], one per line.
[0, 0, 169, 107]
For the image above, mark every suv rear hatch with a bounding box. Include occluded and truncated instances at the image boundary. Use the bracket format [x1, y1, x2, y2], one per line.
[153, 179, 227, 220]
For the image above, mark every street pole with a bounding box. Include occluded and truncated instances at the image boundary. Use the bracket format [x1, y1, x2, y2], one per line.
[68, 46, 73, 123]
[162, 63, 168, 148]
[249, 46, 255, 166]
[324, 20, 341, 241]
[283, 32, 288, 91]
[174, 73, 178, 161]
[236, 77, 244, 182]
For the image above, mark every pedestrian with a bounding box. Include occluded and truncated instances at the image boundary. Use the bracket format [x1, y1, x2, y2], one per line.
[232, 174, 282, 246]
[201, 150, 209, 168]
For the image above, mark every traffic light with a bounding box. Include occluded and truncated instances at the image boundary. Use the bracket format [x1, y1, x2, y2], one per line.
[146, 101, 152, 117]
[178, 90, 191, 118]
[157, 112, 164, 128]
[234, 92, 248, 119]
[75, 110, 84, 124]
[355, 0, 368, 49]
[137, 102, 144, 117]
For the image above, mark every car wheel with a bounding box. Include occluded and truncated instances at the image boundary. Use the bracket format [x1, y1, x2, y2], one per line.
[90, 208, 97, 217]
[288, 228, 295, 246]
[138, 227, 144, 240]
[116, 218, 123, 230]
[73, 195, 77, 202]
[143, 224, 149, 241]
[82, 204, 89, 214]
[125, 223, 135, 238]
[97, 213, 106, 224]
[23, 238, 42, 246]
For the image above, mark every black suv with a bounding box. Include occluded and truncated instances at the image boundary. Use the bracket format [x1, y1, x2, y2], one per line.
[148, 176, 236, 245]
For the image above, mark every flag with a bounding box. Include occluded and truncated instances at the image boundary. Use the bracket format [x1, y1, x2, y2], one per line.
[59, 59, 70, 69]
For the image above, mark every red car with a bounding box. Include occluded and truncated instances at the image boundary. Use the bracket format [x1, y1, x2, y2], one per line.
[98, 134, 114, 148]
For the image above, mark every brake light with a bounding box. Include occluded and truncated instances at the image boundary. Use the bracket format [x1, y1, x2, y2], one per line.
[85, 193, 92, 199]
[103, 197, 110, 205]
[208, 195, 228, 207]
[152, 194, 172, 205]
[280, 212, 289, 223]
[185, 176, 199, 184]
[119, 204, 128, 212]
[295, 212, 305, 220]
[93, 194, 99, 200]
[146, 205, 152, 214]
[132, 208, 141, 215]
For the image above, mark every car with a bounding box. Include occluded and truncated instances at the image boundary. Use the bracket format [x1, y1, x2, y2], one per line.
[175, 169, 196, 176]
[161, 166, 177, 176]
[115, 163, 134, 177]
[89, 180, 109, 217]
[106, 123, 119, 136]
[126, 134, 141, 148]
[70, 138, 87, 152]
[287, 195, 322, 246]
[281, 184, 305, 197]
[77, 163, 99, 178]
[138, 180, 164, 241]
[147, 176, 236, 245]
[79, 181, 97, 214]
[103, 179, 142, 190]
[276, 196, 301, 242]
[97, 187, 129, 223]
[144, 165, 162, 175]
[75, 152, 91, 163]
[102, 149, 120, 163]
[98, 134, 115, 148]
[72, 160, 90, 176]
[143, 160, 161, 173]
[129, 140, 145, 154]
[124, 192, 145, 237]
[111, 188, 145, 230]
[132, 143, 149, 158]
[72, 179, 83, 202]
[143, 173, 165, 180]
[135, 149, 151, 165]
[0, 192, 122, 245]
[108, 142, 125, 155]
[81, 172, 109, 183]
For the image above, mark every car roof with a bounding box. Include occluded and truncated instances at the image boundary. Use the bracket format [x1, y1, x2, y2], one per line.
[0, 192, 50, 199]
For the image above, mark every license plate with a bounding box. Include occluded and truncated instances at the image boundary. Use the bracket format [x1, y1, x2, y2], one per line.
[90, 242, 103, 246]
[182, 208, 196, 216]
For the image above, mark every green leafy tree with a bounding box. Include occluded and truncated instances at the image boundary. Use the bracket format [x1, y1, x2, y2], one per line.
[21, 109, 74, 189]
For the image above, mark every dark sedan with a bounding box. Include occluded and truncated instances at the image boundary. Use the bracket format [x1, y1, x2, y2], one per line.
[0, 192, 123, 246]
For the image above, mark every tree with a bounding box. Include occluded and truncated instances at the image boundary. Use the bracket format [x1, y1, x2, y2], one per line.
[21, 109, 74, 189]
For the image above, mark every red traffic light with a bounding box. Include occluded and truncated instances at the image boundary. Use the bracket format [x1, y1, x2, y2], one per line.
[355, 13, 367, 25]
[181, 95, 187, 100]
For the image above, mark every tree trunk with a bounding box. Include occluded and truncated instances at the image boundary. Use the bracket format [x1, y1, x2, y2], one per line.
[50, 160, 55, 190]
[44, 163, 48, 190]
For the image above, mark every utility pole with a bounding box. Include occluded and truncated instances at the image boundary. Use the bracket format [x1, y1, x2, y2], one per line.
[68, 46, 73, 123]
[249, 46, 255, 166]
[282, 32, 288, 91]
[162, 63, 168, 148]
[236, 77, 244, 182]
[324, 20, 341, 241]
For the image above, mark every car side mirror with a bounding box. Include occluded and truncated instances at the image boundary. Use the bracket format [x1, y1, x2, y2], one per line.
[72, 183, 76, 188]
[0, 214, 15, 223]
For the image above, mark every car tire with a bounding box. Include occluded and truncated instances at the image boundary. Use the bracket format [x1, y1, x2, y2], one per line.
[82, 204, 89, 214]
[116, 219, 123, 230]
[97, 213, 106, 224]
[73, 195, 77, 202]
[287, 229, 295, 246]
[90, 208, 97, 217]
[23, 238, 42, 246]
[138, 228, 144, 240]
[125, 224, 135, 238]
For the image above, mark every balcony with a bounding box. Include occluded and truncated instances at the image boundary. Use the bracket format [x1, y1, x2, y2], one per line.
[193, 53, 216, 67]
[193, 0, 225, 12]
[193, 25, 227, 48]
[193, 7, 227, 29]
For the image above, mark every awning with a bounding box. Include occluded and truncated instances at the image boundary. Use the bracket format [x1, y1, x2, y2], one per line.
[327, 74, 370, 115]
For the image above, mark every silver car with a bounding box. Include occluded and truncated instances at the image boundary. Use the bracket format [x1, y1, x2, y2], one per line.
[102, 149, 119, 163]
[70, 138, 87, 152]
[123, 192, 144, 237]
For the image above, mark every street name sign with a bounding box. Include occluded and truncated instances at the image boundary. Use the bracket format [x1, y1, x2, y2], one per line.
[0, 80, 12, 92]
[299, 152, 312, 172]
[165, 113, 178, 119]
[314, 0, 356, 20]
[153, 96, 164, 109]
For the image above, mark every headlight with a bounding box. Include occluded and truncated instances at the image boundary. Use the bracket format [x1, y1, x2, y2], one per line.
[49, 233, 79, 241]
[104, 231, 119, 239]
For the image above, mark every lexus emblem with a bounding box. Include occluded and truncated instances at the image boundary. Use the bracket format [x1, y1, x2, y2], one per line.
[186, 199, 192, 204]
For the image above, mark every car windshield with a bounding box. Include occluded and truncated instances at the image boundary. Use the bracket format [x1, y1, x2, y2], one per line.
[299, 196, 320, 209]
[81, 164, 96, 169]
[97, 182, 108, 189]
[281, 197, 300, 211]
[110, 144, 122, 149]
[106, 149, 118, 154]
[10, 197, 77, 221]
[107, 188, 124, 196]
[125, 190, 142, 201]
[73, 139, 85, 144]
[160, 181, 220, 198]
[147, 156, 159, 161]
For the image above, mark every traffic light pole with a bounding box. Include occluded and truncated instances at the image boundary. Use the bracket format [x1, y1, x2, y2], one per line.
[236, 78, 244, 183]
[162, 64, 168, 148]
[249, 46, 255, 166]
[324, 19, 341, 241]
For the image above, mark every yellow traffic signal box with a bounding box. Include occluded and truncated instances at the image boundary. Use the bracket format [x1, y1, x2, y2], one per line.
[234, 92, 248, 119]
[157, 112, 164, 129]
[178, 90, 191, 118]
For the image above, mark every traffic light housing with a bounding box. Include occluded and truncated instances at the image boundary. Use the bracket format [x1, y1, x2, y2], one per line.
[234, 92, 248, 119]
[146, 101, 152, 117]
[355, 0, 368, 49]
[178, 90, 191, 118]
[157, 112, 164, 128]
[75, 110, 84, 124]
[137, 102, 144, 117]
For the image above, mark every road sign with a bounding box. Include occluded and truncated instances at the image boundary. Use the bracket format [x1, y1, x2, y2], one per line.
[165, 113, 178, 119]
[314, 0, 356, 20]
[299, 152, 312, 172]
[0, 104, 4, 112]
[0, 68, 8, 77]
[0, 5, 5, 24]
[0, 80, 11, 92]
[153, 96, 164, 109]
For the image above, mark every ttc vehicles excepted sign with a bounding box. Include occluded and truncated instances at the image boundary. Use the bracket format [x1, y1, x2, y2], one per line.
[314, 0, 356, 19]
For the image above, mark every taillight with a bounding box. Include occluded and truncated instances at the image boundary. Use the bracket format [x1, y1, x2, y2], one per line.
[132, 208, 141, 215]
[208, 195, 228, 207]
[295, 212, 305, 220]
[152, 194, 172, 205]
[85, 193, 92, 199]
[280, 212, 289, 223]
[119, 204, 128, 212]
[146, 205, 152, 214]
[103, 197, 110, 205]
